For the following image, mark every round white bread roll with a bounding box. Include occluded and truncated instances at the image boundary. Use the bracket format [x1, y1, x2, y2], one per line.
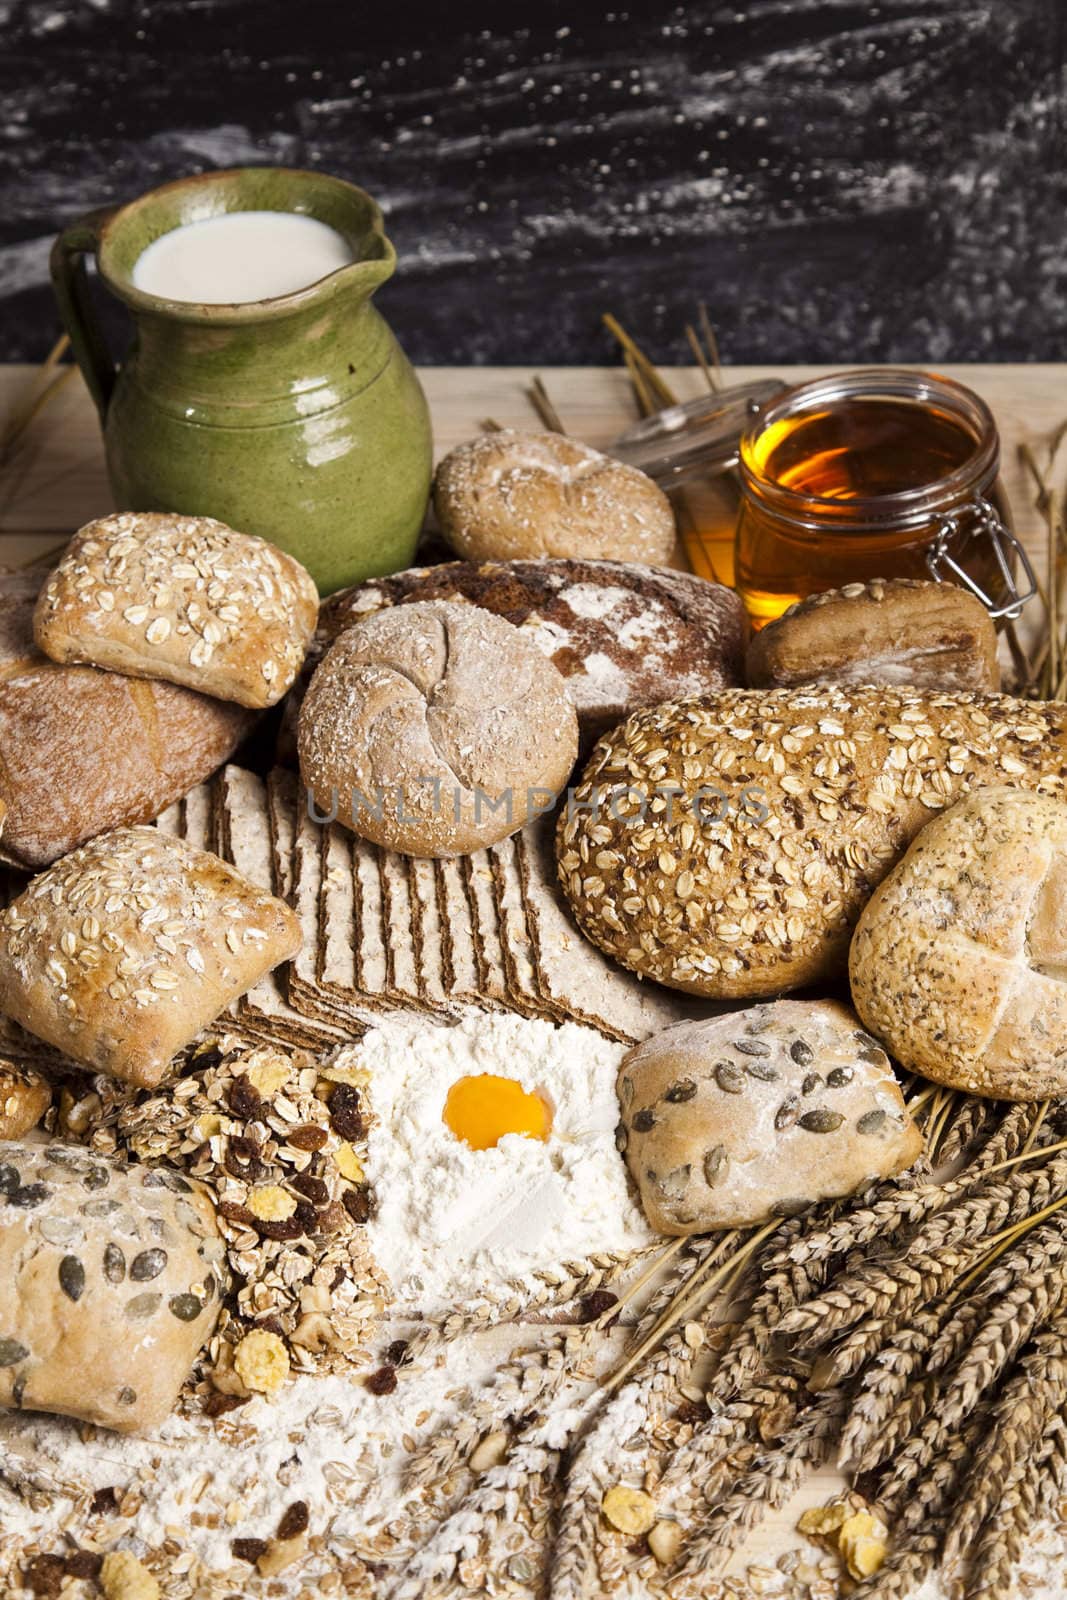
[297, 600, 579, 857]
[850, 786, 1067, 1100]
[433, 429, 677, 565]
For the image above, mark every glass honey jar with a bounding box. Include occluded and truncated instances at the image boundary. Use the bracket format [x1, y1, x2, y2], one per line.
[734, 369, 1034, 628]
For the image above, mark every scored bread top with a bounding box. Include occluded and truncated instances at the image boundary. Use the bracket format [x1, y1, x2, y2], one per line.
[33, 512, 319, 708]
[433, 429, 677, 566]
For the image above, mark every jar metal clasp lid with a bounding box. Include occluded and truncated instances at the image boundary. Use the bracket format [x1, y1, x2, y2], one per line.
[926, 498, 1037, 621]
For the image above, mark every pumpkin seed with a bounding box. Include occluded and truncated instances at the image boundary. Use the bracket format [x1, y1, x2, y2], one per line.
[619, 1076, 634, 1105]
[38, 1217, 82, 1247]
[857, 1109, 889, 1135]
[632, 1109, 656, 1133]
[715, 1062, 746, 1094]
[658, 1164, 692, 1200]
[130, 1249, 168, 1281]
[771, 1197, 810, 1218]
[799, 1108, 846, 1133]
[117, 1386, 137, 1406]
[81, 1165, 110, 1191]
[169, 1293, 204, 1322]
[0, 1165, 20, 1196]
[734, 1039, 772, 1057]
[9, 1183, 49, 1208]
[744, 1060, 780, 1082]
[703, 1146, 729, 1187]
[615, 1126, 628, 1153]
[103, 1243, 126, 1283]
[790, 1039, 814, 1066]
[126, 1293, 162, 1321]
[664, 1078, 698, 1103]
[827, 1066, 854, 1087]
[0, 1338, 29, 1366]
[83, 1198, 121, 1218]
[775, 1095, 800, 1131]
[802, 1073, 823, 1096]
[59, 1256, 85, 1302]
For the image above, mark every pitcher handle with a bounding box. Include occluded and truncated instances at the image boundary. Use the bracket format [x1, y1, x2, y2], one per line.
[49, 206, 120, 422]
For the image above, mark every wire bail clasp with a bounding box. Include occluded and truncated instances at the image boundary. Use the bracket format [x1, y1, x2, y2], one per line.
[925, 498, 1037, 621]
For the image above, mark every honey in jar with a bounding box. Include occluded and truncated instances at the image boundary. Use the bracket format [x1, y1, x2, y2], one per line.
[735, 369, 1030, 628]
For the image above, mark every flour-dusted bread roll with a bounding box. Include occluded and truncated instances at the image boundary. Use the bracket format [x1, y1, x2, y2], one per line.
[34, 512, 319, 708]
[0, 1141, 225, 1433]
[433, 429, 677, 566]
[617, 1001, 922, 1233]
[0, 663, 251, 870]
[558, 686, 1067, 999]
[0, 827, 301, 1086]
[746, 578, 999, 693]
[851, 787, 1067, 1100]
[298, 600, 579, 857]
[306, 558, 747, 753]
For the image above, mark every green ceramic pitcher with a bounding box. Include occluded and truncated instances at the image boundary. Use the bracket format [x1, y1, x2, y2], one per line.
[50, 167, 432, 594]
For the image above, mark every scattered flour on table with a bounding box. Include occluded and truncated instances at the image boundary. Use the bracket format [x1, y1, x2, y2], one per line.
[347, 1010, 655, 1313]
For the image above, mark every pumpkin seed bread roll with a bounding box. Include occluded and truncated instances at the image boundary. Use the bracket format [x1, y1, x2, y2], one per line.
[617, 1001, 921, 1234]
[557, 685, 1067, 998]
[0, 1141, 225, 1433]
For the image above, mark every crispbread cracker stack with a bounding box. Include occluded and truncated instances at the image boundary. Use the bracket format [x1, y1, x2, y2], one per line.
[518, 815, 716, 1043]
[408, 855, 453, 1013]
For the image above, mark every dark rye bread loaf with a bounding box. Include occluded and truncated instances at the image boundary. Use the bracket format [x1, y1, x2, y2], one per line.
[282, 559, 747, 759]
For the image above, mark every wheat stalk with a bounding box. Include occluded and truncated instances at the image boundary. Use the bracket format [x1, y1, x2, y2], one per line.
[838, 1307, 944, 1472]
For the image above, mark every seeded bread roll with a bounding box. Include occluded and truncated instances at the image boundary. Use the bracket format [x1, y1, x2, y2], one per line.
[298, 600, 579, 857]
[618, 1001, 921, 1233]
[557, 686, 1067, 999]
[34, 512, 319, 708]
[0, 1141, 225, 1433]
[0, 827, 302, 1087]
[433, 429, 677, 566]
[850, 787, 1067, 1100]
[0, 663, 251, 870]
[746, 578, 999, 693]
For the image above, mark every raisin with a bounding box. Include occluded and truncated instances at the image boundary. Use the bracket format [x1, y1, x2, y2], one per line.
[63, 1552, 102, 1581]
[232, 1538, 268, 1564]
[219, 1200, 255, 1226]
[292, 1199, 319, 1235]
[90, 1486, 120, 1516]
[364, 1364, 398, 1395]
[291, 1172, 329, 1206]
[224, 1136, 266, 1183]
[23, 1554, 65, 1597]
[204, 1390, 251, 1418]
[577, 1290, 619, 1324]
[330, 1085, 365, 1141]
[253, 1217, 303, 1242]
[343, 1184, 376, 1224]
[277, 1500, 310, 1540]
[674, 1397, 711, 1427]
[385, 1339, 411, 1367]
[227, 1076, 262, 1119]
[288, 1124, 328, 1152]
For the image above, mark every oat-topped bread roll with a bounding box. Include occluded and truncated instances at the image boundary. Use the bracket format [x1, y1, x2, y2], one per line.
[0, 1141, 225, 1433]
[558, 686, 1067, 999]
[299, 600, 579, 857]
[433, 429, 677, 566]
[311, 558, 746, 750]
[617, 1001, 921, 1233]
[851, 787, 1067, 1100]
[746, 578, 999, 693]
[0, 827, 301, 1086]
[0, 663, 251, 869]
[34, 512, 319, 708]
[0, 1061, 50, 1139]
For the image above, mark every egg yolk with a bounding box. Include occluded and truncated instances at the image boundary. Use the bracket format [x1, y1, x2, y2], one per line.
[443, 1074, 552, 1151]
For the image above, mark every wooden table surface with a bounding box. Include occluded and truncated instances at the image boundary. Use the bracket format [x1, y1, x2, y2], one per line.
[1, 360, 1063, 1586]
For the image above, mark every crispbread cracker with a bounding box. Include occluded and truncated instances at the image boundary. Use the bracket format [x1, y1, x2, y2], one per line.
[266, 767, 299, 902]
[436, 856, 486, 1007]
[353, 838, 390, 1004]
[518, 814, 717, 1044]
[488, 835, 545, 1017]
[462, 850, 510, 1007]
[288, 800, 374, 1034]
[407, 855, 454, 1013]
[378, 849, 421, 1007]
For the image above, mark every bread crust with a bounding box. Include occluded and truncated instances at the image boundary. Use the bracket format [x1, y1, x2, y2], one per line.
[34, 512, 319, 708]
[618, 1000, 922, 1233]
[850, 786, 1067, 1099]
[746, 577, 999, 693]
[0, 663, 251, 869]
[298, 600, 579, 857]
[433, 429, 677, 566]
[558, 686, 1067, 999]
[0, 826, 302, 1086]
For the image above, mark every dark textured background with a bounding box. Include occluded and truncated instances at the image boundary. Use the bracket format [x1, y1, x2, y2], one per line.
[1, 0, 1064, 366]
